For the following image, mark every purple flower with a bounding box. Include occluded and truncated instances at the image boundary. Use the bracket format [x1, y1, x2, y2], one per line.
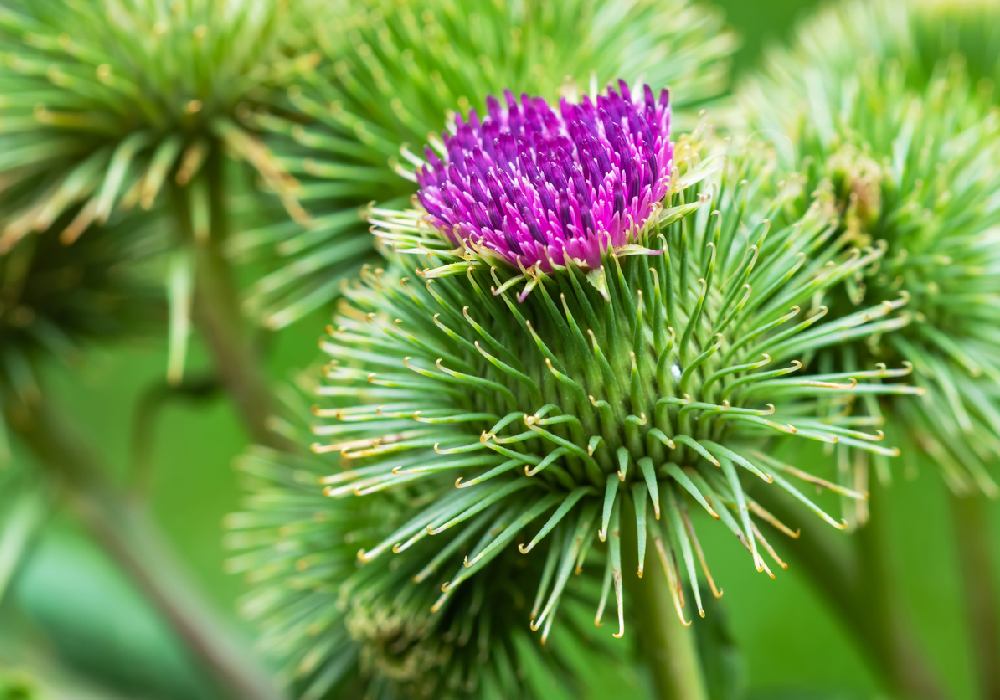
[416, 81, 673, 271]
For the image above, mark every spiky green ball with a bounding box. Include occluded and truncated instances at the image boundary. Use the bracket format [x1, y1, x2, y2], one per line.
[741, 30, 1000, 497]
[229, 387, 595, 700]
[311, 137, 914, 641]
[0, 0, 319, 249]
[240, 0, 736, 327]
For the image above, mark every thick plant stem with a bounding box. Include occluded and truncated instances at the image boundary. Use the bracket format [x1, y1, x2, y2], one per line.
[853, 484, 946, 700]
[6, 398, 282, 700]
[622, 501, 708, 700]
[947, 491, 1000, 700]
[754, 486, 946, 700]
[171, 150, 292, 451]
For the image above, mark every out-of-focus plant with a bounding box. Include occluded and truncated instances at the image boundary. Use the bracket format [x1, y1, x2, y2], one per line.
[0, 463, 44, 606]
[0, 667, 38, 700]
[0, 0, 310, 247]
[0, 0, 328, 447]
[0, 1, 329, 696]
[0, 221, 156, 417]
[738, 2, 1000, 697]
[0, 214, 157, 602]
[749, 0, 999, 100]
[743, 64, 1000, 505]
[238, 0, 737, 328]
[229, 384, 611, 700]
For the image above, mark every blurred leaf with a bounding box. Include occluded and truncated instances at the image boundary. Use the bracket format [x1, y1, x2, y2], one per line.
[12, 524, 213, 700]
[0, 468, 45, 606]
[0, 668, 37, 700]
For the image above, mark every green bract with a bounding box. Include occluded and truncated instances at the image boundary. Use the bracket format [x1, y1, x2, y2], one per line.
[229, 387, 595, 700]
[0, 0, 316, 250]
[311, 137, 914, 640]
[241, 0, 736, 327]
[741, 39, 1000, 499]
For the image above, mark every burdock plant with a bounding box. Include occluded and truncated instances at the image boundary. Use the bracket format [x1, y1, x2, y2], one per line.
[739, 6, 1000, 698]
[0, 0, 323, 445]
[0, 223, 154, 419]
[230, 385, 605, 700]
[0, 2, 325, 695]
[307, 82, 915, 699]
[239, 0, 736, 328]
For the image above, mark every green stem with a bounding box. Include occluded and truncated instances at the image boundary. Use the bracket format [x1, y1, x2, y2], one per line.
[6, 397, 282, 700]
[622, 501, 708, 700]
[171, 150, 292, 451]
[947, 490, 1000, 700]
[754, 486, 946, 700]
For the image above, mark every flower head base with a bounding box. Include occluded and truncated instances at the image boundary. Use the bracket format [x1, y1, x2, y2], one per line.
[417, 82, 671, 272]
[0, 219, 155, 414]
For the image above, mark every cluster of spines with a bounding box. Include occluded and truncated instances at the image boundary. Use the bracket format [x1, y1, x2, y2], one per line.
[741, 17, 1000, 499]
[0, 0, 315, 249]
[0, 218, 156, 425]
[312, 141, 916, 640]
[229, 386, 595, 699]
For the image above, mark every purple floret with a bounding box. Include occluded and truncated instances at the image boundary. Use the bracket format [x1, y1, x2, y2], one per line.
[416, 81, 673, 271]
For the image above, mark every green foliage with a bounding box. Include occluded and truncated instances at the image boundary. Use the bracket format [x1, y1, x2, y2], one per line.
[740, 12, 1000, 500]
[240, 0, 737, 328]
[0, 0, 317, 250]
[309, 136, 914, 651]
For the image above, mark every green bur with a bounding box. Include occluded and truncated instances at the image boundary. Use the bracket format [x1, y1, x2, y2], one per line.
[311, 137, 916, 652]
[0, 0, 317, 248]
[740, 13, 1000, 501]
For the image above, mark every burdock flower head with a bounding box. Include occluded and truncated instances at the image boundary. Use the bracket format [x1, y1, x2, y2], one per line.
[742, 0, 1000, 102]
[312, 81, 915, 641]
[241, 0, 736, 327]
[416, 82, 671, 272]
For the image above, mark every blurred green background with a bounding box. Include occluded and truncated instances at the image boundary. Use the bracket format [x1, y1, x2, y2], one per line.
[2, 1, 995, 698]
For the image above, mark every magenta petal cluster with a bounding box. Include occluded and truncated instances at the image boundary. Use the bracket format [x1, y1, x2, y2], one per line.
[416, 81, 673, 271]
